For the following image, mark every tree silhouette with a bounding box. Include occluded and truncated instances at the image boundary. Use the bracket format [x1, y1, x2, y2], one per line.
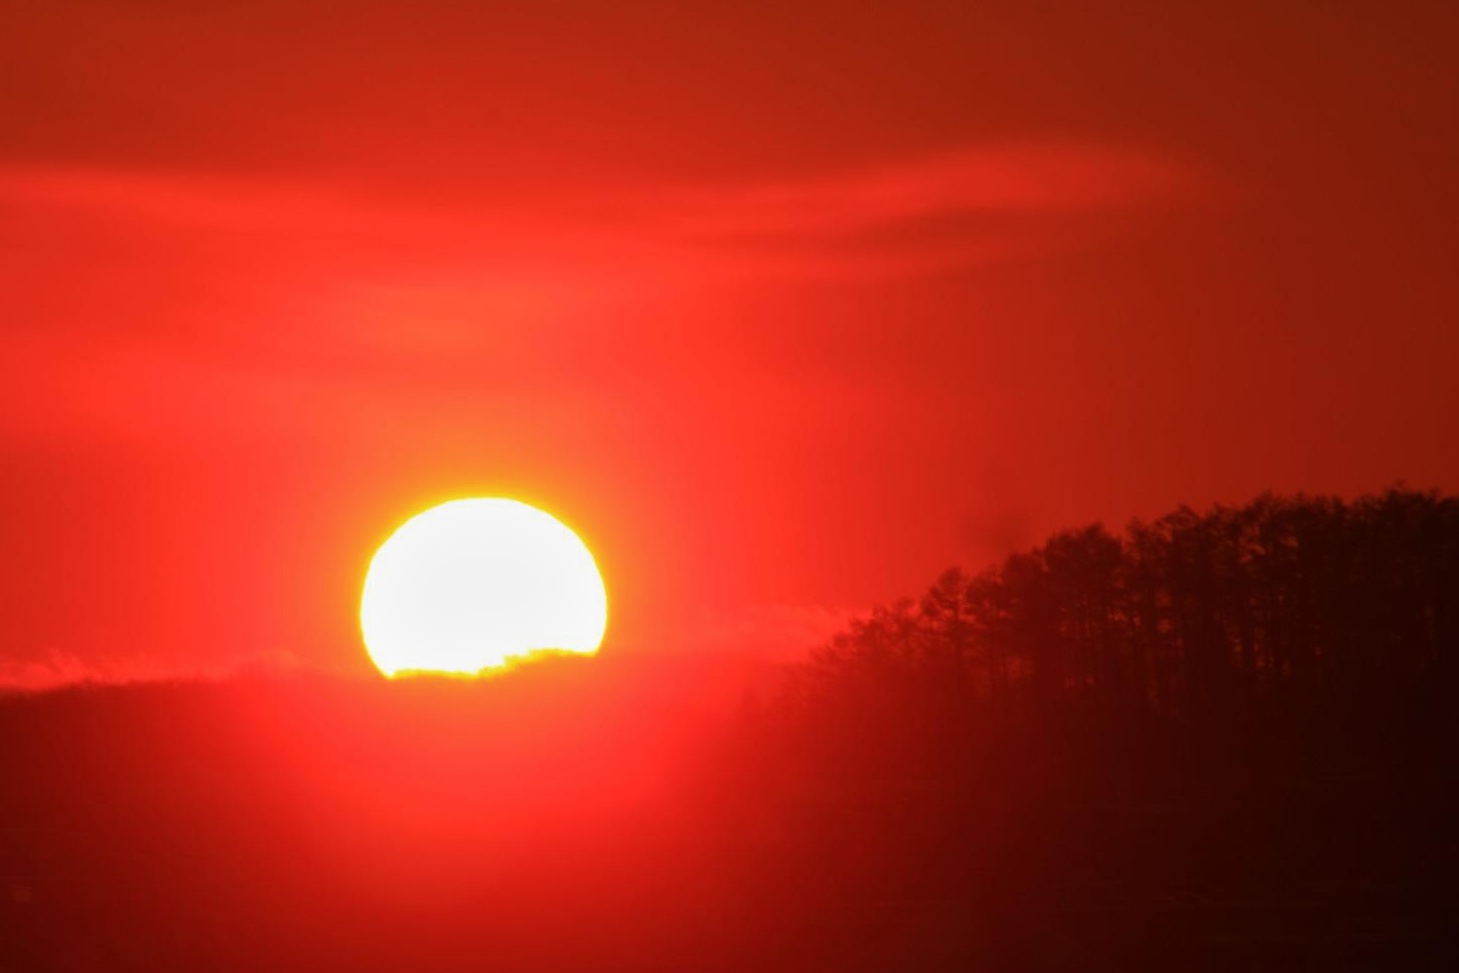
[699, 487, 1459, 969]
[778, 487, 1458, 725]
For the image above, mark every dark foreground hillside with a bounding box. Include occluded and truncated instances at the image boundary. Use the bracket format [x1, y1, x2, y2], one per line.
[3, 489, 1456, 972]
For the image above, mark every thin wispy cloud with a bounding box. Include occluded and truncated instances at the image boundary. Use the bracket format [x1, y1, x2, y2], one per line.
[653, 143, 1192, 239]
[0, 141, 1197, 283]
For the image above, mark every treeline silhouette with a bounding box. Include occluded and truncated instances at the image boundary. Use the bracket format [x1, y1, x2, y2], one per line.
[788, 486, 1456, 722]
[699, 487, 1459, 970]
[1, 488, 1455, 972]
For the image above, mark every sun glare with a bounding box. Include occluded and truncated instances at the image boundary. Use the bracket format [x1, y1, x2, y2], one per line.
[360, 498, 607, 676]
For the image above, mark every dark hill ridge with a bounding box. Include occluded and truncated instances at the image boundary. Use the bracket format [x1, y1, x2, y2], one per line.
[2, 488, 1456, 971]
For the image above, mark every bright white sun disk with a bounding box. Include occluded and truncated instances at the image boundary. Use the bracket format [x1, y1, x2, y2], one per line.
[360, 498, 607, 676]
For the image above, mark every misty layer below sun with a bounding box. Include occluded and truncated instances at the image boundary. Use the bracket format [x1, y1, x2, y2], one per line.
[0, 653, 770, 972]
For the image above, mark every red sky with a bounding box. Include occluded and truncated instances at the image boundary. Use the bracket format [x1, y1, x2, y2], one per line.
[2, 1, 1456, 687]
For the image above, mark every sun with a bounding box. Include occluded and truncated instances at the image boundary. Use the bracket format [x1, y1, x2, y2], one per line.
[360, 498, 607, 677]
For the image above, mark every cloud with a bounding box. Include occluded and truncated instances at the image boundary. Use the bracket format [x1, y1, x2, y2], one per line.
[0, 141, 1195, 282]
[654, 143, 1191, 238]
[0, 646, 318, 693]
